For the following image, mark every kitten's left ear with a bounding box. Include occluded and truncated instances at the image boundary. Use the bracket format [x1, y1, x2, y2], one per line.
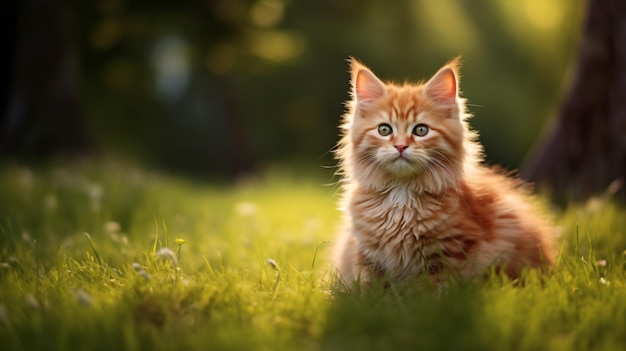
[424, 57, 460, 106]
[350, 58, 387, 104]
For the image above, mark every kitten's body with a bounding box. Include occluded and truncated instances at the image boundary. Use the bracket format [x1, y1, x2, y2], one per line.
[334, 58, 555, 285]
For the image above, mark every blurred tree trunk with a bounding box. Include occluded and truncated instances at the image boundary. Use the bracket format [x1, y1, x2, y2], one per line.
[1, 0, 90, 157]
[522, 0, 626, 203]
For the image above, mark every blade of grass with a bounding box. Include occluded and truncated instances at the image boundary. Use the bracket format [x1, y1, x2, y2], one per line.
[84, 232, 103, 266]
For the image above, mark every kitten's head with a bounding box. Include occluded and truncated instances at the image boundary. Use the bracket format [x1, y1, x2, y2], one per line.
[338, 58, 480, 192]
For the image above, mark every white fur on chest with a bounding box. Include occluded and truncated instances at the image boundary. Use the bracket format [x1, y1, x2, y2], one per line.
[381, 185, 417, 209]
[349, 185, 453, 278]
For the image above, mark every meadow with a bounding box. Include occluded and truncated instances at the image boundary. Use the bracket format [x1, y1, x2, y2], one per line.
[0, 160, 625, 351]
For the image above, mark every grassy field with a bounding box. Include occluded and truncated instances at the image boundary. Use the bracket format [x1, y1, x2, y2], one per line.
[1, 160, 625, 351]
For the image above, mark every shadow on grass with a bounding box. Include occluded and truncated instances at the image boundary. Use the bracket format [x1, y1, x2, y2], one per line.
[320, 279, 490, 351]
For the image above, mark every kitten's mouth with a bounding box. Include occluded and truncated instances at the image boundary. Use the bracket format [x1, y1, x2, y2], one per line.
[388, 156, 418, 172]
[396, 154, 409, 162]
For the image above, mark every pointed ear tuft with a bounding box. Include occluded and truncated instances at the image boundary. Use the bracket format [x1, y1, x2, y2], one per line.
[350, 58, 386, 103]
[424, 59, 460, 106]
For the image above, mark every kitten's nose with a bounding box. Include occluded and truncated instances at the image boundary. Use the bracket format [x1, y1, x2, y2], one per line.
[395, 145, 407, 153]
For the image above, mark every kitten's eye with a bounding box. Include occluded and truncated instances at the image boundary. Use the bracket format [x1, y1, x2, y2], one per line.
[412, 124, 429, 137]
[377, 124, 393, 136]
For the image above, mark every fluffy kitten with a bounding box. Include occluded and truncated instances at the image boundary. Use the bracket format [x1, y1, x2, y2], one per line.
[333, 58, 556, 285]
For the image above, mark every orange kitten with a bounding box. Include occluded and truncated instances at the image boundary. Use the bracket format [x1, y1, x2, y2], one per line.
[333, 58, 556, 285]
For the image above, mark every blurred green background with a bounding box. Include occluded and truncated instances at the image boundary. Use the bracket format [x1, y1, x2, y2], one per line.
[39, 0, 586, 176]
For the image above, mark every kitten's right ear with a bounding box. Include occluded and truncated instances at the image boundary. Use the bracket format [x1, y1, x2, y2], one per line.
[424, 57, 461, 106]
[350, 58, 386, 103]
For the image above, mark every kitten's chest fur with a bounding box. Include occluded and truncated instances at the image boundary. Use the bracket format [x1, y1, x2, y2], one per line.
[348, 185, 467, 280]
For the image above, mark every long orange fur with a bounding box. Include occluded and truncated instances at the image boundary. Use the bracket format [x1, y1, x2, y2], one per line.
[333, 58, 556, 285]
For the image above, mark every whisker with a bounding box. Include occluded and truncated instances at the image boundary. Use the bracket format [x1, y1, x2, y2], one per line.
[319, 143, 340, 159]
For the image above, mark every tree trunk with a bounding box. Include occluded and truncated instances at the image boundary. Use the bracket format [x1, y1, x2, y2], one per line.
[1, 0, 90, 157]
[522, 0, 626, 204]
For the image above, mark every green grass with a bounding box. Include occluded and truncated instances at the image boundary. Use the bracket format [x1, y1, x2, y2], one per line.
[1, 160, 625, 351]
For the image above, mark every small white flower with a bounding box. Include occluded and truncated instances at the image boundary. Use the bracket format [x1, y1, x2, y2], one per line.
[597, 259, 607, 267]
[600, 277, 609, 285]
[132, 262, 142, 271]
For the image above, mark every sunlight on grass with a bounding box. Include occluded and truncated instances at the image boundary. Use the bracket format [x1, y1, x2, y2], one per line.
[1, 160, 625, 350]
